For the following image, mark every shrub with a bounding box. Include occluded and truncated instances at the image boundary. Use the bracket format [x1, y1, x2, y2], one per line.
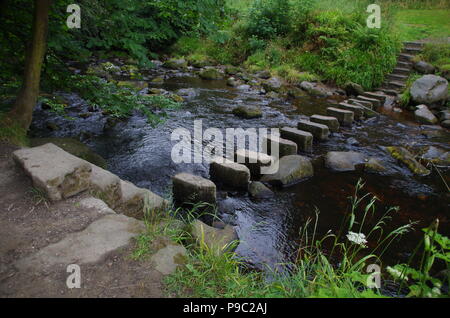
[244, 0, 291, 40]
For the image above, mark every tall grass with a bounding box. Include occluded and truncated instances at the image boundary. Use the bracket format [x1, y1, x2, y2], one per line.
[161, 180, 447, 298]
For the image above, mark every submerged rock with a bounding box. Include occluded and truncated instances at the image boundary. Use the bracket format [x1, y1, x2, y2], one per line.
[386, 146, 431, 176]
[261, 155, 313, 186]
[163, 58, 188, 70]
[232, 106, 263, 119]
[364, 158, 387, 174]
[199, 68, 222, 80]
[325, 151, 366, 172]
[414, 105, 438, 124]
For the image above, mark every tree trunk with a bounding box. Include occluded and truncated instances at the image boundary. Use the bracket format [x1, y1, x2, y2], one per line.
[8, 0, 52, 130]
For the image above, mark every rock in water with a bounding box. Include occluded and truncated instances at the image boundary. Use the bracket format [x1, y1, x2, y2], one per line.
[262, 77, 283, 92]
[163, 58, 188, 70]
[210, 157, 250, 190]
[232, 106, 263, 119]
[410, 75, 448, 105]
[248, 181, 273, 198]
[199, 68, 222, 80]
[325, 151, 366, 172]
[172, 173, 217, 205]
[386, 146, 431, 176]
[414, 105, 438, 124]
[261, 155, 313, 186]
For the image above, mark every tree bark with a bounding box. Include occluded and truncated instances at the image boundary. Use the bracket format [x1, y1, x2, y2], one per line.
[8, 0, 52, 130]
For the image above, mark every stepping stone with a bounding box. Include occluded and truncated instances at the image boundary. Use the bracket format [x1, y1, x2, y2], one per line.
[403, 41, 424, 49]
[191, 220, 238, 255]
[379, 89, 399, 97]
[13, 143, 92, 201]
[398, 53, 414, 62]
[297, 120, 330, 141]
[357, 95, 381, 108]
[119, 180, 168, 219]
[385, 81, 406, 90]
[262, 135, 298, 157]
[402, 47, 422, 55]
[327, 107, 354, 127]
[210, 157, 250, 190]
[261, 155, 314, 186]
[361, 92, 387, 104]
[89, 165, 122, 209]
[325, 152, 367, 172]
[393, 67, 410, 76]
[396, 61, 412, 69]
[348, 99, 373, 109]
[310, 115, 340, 133]
[387, 74, 408, 82]
[172, 173, 216, 205]
[15, 214, 145, 270]
[338, 103, 364, 120]
[280, 127, 313, 152]
[235, 149, 274, 178]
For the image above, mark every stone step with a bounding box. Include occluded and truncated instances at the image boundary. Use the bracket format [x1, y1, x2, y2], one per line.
[13, 143, 92, 202]
[379, 88, 399, 97]
[119, 180, 168, 219]
[392, 67, 411, 76]
[387, 74, 408, 82]
[15, 214, 146, 271]
[356, 95, 381, 108]
[385, 81, 406, 90]
[326, 107, 354, 127]
[337, 103, 364, 120]
[235, 149, 275, 178]
[172, 173, 216, 206]
[348, 98, 373, 109]
[396, 61, 413, 69]
[402, 47, 422, 55]
[263, 135, 298, 157]
[310, 115, 340, 133]
[403, 41, 424, 49]
[361, 92, 387, 103]
[297, 120, 330, 141]
[398, 53, 415, 63]
[280, 127, 313, 152]
[210, 157, 250, 190]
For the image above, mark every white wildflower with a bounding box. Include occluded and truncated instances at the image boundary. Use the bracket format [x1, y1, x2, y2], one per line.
[346, 231, 368, 247]
[386, 266, 408, 282]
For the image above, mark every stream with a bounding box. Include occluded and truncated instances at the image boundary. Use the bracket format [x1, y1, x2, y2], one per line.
[30, 62, 450, 273]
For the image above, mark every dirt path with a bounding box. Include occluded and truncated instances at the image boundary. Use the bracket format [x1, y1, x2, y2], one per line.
[0, 142, 165, 297]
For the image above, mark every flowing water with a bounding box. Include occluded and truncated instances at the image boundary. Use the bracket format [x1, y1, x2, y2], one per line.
[30, 65, 450, 272]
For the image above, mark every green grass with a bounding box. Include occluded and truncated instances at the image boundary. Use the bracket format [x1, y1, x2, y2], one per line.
[393, 9, 450, 41]
[0, 112, 29, 147]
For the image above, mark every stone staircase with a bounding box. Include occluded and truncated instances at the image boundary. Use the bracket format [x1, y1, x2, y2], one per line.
[379, 41, 425, 95]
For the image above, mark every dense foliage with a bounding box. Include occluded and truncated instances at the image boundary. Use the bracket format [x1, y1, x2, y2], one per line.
[171, 0, 403, 89]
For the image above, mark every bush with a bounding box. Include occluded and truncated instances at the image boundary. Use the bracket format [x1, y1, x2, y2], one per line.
[244, 0, 291, 39]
